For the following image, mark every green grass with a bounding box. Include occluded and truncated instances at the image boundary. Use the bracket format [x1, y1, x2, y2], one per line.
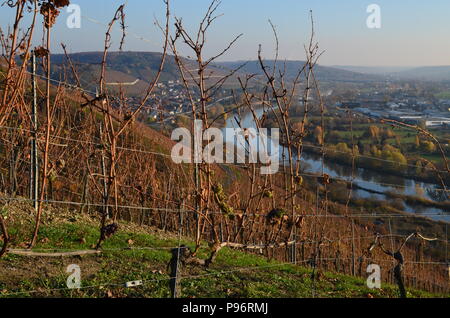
[0, 207, 447, 298]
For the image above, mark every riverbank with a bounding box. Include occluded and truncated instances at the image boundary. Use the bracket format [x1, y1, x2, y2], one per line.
[353, 183, 450, 211]
[297, 143, 450, 189]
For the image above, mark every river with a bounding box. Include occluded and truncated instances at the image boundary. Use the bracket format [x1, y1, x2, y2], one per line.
[224, 107, 449, 222]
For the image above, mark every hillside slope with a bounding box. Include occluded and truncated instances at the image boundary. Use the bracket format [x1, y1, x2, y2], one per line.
[0, 202, 446, 298]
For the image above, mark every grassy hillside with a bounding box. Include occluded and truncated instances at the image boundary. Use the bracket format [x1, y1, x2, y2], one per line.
[0, 202, 446, 298]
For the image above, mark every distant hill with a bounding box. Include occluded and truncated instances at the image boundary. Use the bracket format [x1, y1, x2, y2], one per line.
[49, 51, 234, 96]
[48, 52, 384, 96]
[50, 51, 187, 96]
[331, 65, 450, 81]
[392, 66, 450, 81]
[331, 65, 414, 75]
[34, 52, 450, 96]
[215, 60, 382, 83]
[51, 51, 183, 80]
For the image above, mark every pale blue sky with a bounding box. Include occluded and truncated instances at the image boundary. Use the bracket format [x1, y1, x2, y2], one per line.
[1, 0, 450, 66]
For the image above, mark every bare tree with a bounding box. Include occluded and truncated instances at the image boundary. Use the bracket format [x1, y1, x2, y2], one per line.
[368, 232, 438, 298]
[170, 0, 243, 261]
[94, 1, 170, 248]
